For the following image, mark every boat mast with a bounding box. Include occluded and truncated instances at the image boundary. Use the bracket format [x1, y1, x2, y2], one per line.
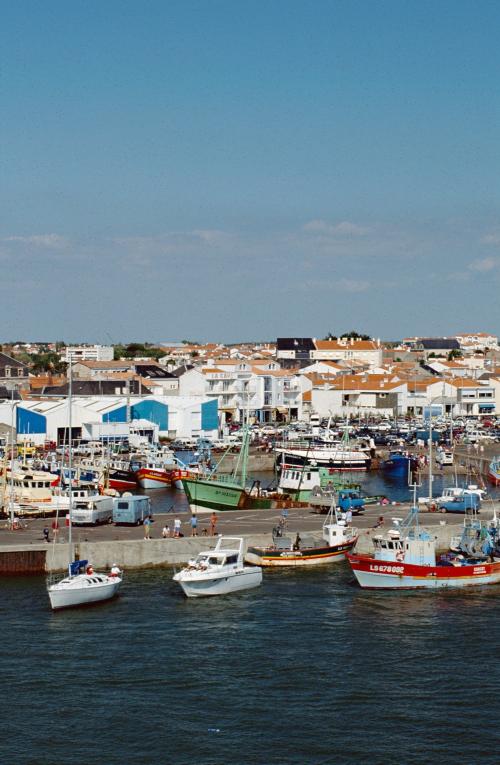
[9, 389, 15, 527]
[428, 403, 433, 501]
[68, 356, 73, 560]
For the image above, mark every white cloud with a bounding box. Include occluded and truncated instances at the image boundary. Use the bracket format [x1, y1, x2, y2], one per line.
[468, 257, 499, 273]
[480, 232, 500, 246]
[4, 234, 69, 248]
[191, 229, 231, 245]
[337, 278, 370, 292]
[302, 220, 368, 236]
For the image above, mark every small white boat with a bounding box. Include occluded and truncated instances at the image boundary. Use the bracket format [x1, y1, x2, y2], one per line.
[173, 536, 262, 598]
[46, 359, 123, 610]
[48, 560, 122, 610]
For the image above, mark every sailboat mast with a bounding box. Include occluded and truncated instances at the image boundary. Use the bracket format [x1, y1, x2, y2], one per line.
[68, 357, 73, 554]
[428, 404, 433, 500]
[9, 389, 15, 527]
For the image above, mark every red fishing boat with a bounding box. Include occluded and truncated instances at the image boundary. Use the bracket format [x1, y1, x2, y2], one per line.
[348, 495, 500, 590]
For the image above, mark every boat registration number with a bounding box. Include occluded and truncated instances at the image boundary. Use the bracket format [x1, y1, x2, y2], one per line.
[369, 564, 404, 574]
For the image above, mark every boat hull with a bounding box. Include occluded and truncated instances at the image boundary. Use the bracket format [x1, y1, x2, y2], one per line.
[181, 477, 279, 512]
[276, 449, 370, 471]
[246, 539, 357, 567]
[136, 468, 172, 489]
[381, 456, 414, 476]
[488, 460, 500, 486]
[182, 477, 245, 511]
[175, 568, 262, 597]
[347, 553, 500, 589]
[48, 575, 122, 609]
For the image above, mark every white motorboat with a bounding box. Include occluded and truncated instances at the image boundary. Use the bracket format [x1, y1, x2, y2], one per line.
[173, 536, 262, 598]
[48, 560, 122, 610]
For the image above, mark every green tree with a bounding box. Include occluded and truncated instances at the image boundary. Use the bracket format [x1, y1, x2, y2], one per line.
[30, 353, 67, 375]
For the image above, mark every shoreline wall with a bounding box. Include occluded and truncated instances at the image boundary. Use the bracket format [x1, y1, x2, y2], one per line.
[0, 523, 464, 575]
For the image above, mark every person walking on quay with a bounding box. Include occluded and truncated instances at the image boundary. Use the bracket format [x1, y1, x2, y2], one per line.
[190, 513, 198, 537]
[210, 511, 218, 536]
[174, 516, 181, 538]
[51, 519, 59, 541]
[162, 524, 170, 538]
[143, 517, 151, 540]
[43, 526, 50, 543]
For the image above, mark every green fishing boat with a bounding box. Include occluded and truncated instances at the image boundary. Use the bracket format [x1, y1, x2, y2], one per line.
[182, 429, 287, 512]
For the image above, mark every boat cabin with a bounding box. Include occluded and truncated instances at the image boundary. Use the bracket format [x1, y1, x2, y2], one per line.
[372, 529, 436, 566]
[7, 470, 56, 503]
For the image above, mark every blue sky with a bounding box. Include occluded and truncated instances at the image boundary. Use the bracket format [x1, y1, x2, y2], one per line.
[1, 0, 499, 342]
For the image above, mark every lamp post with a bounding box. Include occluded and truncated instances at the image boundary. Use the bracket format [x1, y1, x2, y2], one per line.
[427, 391, 445, 500]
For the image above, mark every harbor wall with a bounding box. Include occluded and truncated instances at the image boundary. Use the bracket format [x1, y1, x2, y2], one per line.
[0, 524, 464, 574]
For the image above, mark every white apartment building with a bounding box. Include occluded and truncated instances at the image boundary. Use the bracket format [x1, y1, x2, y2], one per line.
[178, 361, 302, 423]
[62, 345, 114, 363]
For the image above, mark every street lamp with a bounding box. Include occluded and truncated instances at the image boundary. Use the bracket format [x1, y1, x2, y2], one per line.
[426, 389, 445, 501]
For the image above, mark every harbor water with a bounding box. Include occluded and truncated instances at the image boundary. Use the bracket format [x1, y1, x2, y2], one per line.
[2, 564, 500, 764]
[2, 468, 499, 764]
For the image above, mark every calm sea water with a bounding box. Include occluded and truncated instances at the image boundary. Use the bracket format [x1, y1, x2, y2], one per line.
[2, 467, 499, 764]
[2, 563, 499, 765]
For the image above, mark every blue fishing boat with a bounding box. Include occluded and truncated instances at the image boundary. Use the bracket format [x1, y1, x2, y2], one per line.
[381, 451, 416, 477]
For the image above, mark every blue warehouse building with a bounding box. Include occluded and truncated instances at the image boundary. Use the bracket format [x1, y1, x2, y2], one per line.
[1, 395, 219, 445]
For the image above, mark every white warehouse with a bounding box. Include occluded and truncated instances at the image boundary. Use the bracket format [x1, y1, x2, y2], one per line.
[0, 395, 219, 445]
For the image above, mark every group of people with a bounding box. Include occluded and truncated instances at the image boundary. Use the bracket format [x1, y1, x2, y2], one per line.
[161, 512, 218, 540]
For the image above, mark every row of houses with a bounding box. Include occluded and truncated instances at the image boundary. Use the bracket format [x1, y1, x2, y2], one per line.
[2, 332, 500, 431]
[302, 373, 499, 419]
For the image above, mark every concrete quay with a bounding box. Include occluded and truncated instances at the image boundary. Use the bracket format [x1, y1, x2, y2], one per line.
[1, 502, 498, 575]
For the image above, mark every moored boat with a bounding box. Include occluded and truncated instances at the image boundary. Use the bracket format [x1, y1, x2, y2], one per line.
[347, 489, 500, 590]
[173, 536, 262, 597]
[46, 361, 123, 610]
[182, 428, 291, 512]
[136, 463, 174, 489]
[48, 559, 122, 610]
[245, 506, 358, 567]
[488, 457, 500, 486]
[274, 443, 371, 470]
[381, 450, 417, 477]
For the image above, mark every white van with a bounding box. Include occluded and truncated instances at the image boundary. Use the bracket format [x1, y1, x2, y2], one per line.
[436, 450, 453, 466]
[71, 496, 114, 525]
